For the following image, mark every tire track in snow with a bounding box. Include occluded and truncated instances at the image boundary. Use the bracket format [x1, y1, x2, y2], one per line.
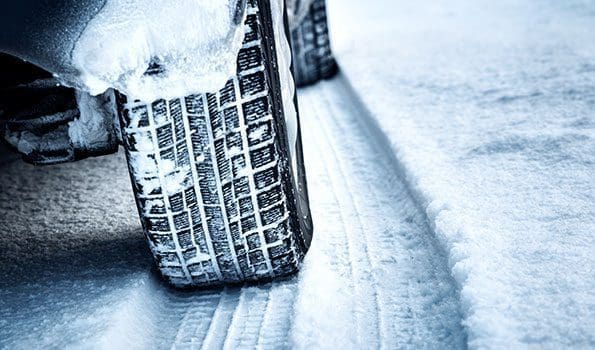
[222, 287, 270, 349]
[171, 291, 227, 348]
[198, 290, 240, 349]
[98, 276, 297, 349]
[308, 98, 382, 346]
[256, 283, 298, 348]
[291, 77, 466, 348]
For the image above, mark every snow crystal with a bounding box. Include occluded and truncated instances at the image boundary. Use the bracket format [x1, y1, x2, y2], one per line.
[248, 125, 268, 142]
[143, 198, 164, 216]
[227, 146, 242, 157]
[164, 166, 191, 195]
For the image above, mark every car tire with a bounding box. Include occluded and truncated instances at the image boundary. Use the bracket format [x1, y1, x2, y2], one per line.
[116, 0, 313, 288]
[290, 0, 338, 87]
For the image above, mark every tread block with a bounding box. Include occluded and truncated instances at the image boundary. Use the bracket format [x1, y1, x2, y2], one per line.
[230, 222, 242, 242]
[248, 250, 265, 265]
[226, 132, 243, 152]
[185, 95, 204, 115]
[238, 46, 262, 71]
[152, 99, 169, 124]
[238, 197, 254, 216]
[242, 96, 268, 123]
[250, 144, 275, 168]
[171, 100, 185, 141]
[269, 239, 292, 259]
[187, 263, 203, 275]
[220, 80, 236, 105]
[183, 247, 198, 261]
[231, 155, 246, 177]
[214, 139, 231, 180]
[148, 233, 176, 250]
[257, 185, 283, 208]
[198, 174, 219, 205]
[168, 193, 185, 213]
[222, 183, 238, 219]
[242, 14, 259, 43]
[247, 120, 273, 146]
[224, 107, 240, 130]
[161, 266, 185, 278]
[127, 105, 150, 128]
[247, 233, 261, 250]
[145, 217, 170, 232]
[264, 221, 287, 244]
[160, 145, 175, 162]
[271, 253, 296, 271]
[205, 207, 228, 241]
[177, 230, 193, 249]
[241, 215, 257, 233]
[184, 188, 197, 207]
[233, 177, 250, 197]
[261, 204, 285, 226]
[173, 212, 190, 230]
[175, 142, 191, 167]
[254, 167, 278, 189]
[156, 124, 174, 148]
[156, 252, 181, 266]
[240, 71, 266, 98]
[140, 197, 166, 215]
[124, 130, 152, 151]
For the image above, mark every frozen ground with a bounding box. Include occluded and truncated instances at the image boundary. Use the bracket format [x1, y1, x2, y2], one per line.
[328, 0, 595, 348]
[0, 0, 594, 348]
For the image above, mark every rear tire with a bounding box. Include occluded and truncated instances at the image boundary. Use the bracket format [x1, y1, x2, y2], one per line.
[290, 0, 338, 87]
[117, 0, 312, 288]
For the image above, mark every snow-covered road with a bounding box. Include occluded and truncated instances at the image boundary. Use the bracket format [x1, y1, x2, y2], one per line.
[0, 77, 465, 349]
[328, 0, 595, 347]
[1, 0, 593, 347]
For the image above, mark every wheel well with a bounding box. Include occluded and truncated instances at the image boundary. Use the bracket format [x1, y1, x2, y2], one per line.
[0, 52, 53, 89]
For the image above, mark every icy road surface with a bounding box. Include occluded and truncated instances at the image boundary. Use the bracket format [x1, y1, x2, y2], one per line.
[0, 78, 465, 348]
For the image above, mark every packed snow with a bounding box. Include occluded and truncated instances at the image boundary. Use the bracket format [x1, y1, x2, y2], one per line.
[71, 0, 246, 101]
[328, 0, 595, 347]
[69, 90, 117, 151]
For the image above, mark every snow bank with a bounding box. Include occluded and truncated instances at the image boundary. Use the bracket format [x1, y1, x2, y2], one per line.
[71, 0, 246, 101]
[328, 0, 595, 347]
